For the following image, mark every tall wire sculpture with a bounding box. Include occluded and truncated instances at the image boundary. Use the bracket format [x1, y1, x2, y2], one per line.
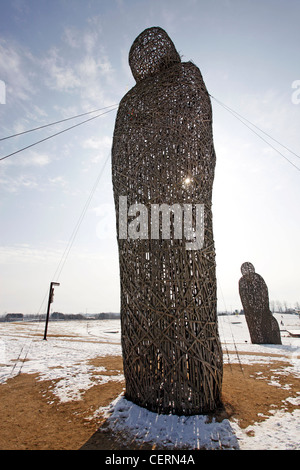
[112, 27, 223, 415]
[239, 262, 282, 344]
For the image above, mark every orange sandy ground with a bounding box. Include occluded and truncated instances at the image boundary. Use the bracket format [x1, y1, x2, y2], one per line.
[0, 355, 299, 450]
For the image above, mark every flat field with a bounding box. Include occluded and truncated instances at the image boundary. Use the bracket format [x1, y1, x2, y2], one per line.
[0, 315, 299, 450]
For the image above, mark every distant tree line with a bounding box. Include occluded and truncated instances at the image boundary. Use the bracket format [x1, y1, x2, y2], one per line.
[1, 303, 298, 322]
[51, 312, 121, 320]
[51, 312, 120, 320]
[270, 301, 300, 314]
[51, 312, 85, 320]
[218, 301, 300, 316]
[0, 312, 120, 322]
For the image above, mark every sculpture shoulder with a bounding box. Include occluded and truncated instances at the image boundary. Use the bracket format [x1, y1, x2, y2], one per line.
[239, 273, 267, 291]
[115, 61, 210, 129]
[180, 61, 206, 82]
[119, 61, 207, 103]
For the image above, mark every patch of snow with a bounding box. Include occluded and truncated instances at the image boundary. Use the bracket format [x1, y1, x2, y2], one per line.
[100, 394, 239, 450]
[0, 320, 122, 401]
[231, 410, 300, 450]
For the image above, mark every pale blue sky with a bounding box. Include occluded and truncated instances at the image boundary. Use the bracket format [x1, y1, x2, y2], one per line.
[0, 0, 299, 314]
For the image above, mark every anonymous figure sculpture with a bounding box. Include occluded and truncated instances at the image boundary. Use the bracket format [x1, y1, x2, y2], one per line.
[112, 27, 223, 414]
[239, 262, 281, 344]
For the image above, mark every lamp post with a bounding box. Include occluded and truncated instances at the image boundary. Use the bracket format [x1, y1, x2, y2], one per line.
[43, 282, 60, 340]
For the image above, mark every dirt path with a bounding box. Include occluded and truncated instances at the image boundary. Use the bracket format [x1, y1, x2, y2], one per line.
[0, 356, 299, 450]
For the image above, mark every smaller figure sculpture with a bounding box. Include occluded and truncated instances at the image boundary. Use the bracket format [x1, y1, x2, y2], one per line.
[239, 262, 281, 344]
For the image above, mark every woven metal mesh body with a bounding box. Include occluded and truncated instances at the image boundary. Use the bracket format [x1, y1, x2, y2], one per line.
[239, 262, 281, 345]
[112, 27, 223, 415]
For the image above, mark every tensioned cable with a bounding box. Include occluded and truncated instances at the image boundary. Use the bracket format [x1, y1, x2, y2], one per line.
[35, 152, 110, 316]
[0, 106, 118, 162]
[4, 112, 112, 376]
[13, 153, 110, 376]
[217, 278, 244, 376]
[2, 94, 299, 172]
[0, 103, 118, 142]
[216, 284, 232, 372]
[2, 93, 299, 161]
[211, 96, 300, 160]
[210, 95, 300, 172]
[53, 152, 111, 283]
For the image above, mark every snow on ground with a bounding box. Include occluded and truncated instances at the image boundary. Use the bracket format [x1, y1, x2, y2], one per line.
[0, 314, 300, 449]
[0, 319, 122, 402]
[100, 393, 239, 450]
[231, 409, 300, 450]
[220, 313, 300, 371]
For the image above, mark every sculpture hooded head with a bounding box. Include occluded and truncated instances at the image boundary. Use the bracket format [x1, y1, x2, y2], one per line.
[129, 26, 181, 82]
[241, 262, 255, 276]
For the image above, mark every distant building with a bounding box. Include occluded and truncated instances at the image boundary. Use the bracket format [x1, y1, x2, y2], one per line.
[5, 313, 24, 322]
[51, 312, 65, 320]
[96, 312, 120, 320]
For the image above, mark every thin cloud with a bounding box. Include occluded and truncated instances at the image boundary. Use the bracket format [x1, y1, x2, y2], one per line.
[63, 27, 80, 49]
[48, 175, 68, 187]
[0, 173, 38, 193]
[40, 42, 115, 108]
[43, 48, 81, 92]
[1, 150, 51, 167]
[0, 39, 37, 103]
[82, 135, 112, 150]
[21, 152, 50, 167]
